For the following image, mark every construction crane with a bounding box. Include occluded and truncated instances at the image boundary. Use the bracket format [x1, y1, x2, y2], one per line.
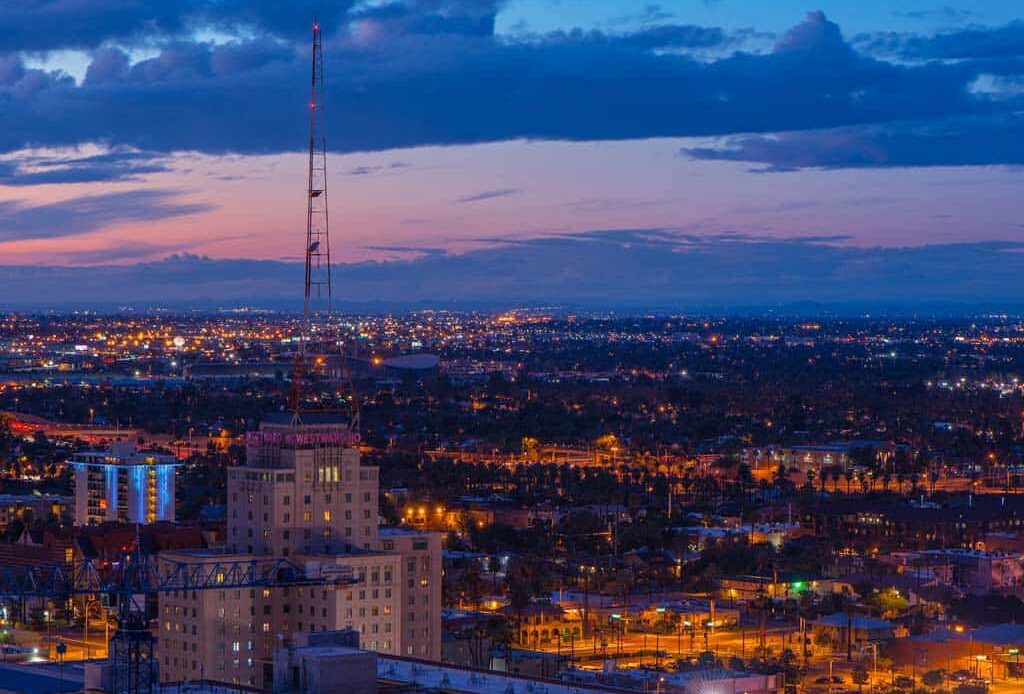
[0, 547, 356, 694]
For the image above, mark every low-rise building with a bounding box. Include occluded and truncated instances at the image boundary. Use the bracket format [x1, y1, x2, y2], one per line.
[813, 613, 898, 648]
[0, 493, 71, 532]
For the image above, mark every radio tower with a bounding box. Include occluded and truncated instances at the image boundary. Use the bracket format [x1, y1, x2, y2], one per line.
[305, 17, 332, 311]
[291, 17, 332, 417]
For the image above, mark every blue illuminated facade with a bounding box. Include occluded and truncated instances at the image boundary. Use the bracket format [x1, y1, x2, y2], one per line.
[71, 442, 179, 525]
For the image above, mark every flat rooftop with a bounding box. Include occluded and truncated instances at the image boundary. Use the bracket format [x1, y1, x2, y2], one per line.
[377, 655, 632, 694]
[0, 661, 83, 694]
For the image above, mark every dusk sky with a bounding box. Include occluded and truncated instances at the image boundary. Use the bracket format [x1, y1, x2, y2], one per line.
[2, 1, 1024, 306]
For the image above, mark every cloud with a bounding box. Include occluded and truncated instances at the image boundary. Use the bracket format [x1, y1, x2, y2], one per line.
[0, 8, 1015, 168]
[774, 10, 850, 56]
[683, 114, 1024, 170]
[350, 0, 506, 39]
[0, 150, 171, 185]
[620, 24, 728, 50]
[455, 188, 522, 203]
[0, 189, 215, 241]
[862, 20, 1024, 60]
[893, 7, 975, 23]
[0, 0, 360, 51]
[608, 4, 675, 26]
[346, 162, 410, 176]
[56, 242, 189, 264]
[6, 230, 1024, 308]
[362, 244, 448, 257]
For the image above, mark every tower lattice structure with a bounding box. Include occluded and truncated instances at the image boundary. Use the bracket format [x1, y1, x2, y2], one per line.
[292, 18, 332, 416]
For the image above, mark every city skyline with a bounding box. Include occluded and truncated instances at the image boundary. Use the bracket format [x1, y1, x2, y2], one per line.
[1, 1, 1023, 306]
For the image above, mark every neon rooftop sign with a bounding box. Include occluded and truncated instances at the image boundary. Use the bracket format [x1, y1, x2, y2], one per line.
[246, 431, 361, 447]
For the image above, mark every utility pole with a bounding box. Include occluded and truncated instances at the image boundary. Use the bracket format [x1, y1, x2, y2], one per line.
[758, 578, 767, 655]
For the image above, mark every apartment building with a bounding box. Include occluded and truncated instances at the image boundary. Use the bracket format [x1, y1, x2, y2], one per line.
[71, 441, 177, 525]
[157, 413, 441, 689]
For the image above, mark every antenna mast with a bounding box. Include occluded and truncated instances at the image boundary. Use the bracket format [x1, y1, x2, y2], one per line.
[291, 17, 332, 417]
[305, 16, 332, 312]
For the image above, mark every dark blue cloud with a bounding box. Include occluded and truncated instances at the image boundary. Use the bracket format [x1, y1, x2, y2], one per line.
[6, 231, 1024, 308]
[893, 7, 975, 23]
[346, 162, 409, 176]
[0, 0, 359, 51]
[362, 245, 448, 257]
[350, 0, 505, 39]
[0, 1, 195, 51]
[535, 24, 729, 51]
[862, 20, 1024, 59]
[0, 6, 1018, 177]
[683, 113, 1024, 170]
[59, 241, 189, 264]
[0, 9, 1017, 167]
[0, 189, 215, 241]
[455, 188, 522, 203]
[0, 150, 170, 185]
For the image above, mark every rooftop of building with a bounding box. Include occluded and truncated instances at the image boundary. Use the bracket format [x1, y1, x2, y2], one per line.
[0, 661, 83, 693]
[70, 441, 178, 465]
[814, 613, 894, 630]
[260, 411, 351, 426]
[914, 623, 1024, 645]
[377, 655, 635, 694]
[285, 644, 368, 658]
[379, 527, 436, 537]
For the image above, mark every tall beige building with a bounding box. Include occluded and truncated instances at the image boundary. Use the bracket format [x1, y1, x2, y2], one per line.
[158, 414, 441, 689]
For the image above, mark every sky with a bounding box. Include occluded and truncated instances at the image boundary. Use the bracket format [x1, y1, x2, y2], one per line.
[1, 0, 1023, 307]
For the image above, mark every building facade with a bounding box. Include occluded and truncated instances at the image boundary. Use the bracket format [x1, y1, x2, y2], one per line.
[0, 493, 71, 532]
[71, 441, 177, 525]
[157, 414, 442, 689]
